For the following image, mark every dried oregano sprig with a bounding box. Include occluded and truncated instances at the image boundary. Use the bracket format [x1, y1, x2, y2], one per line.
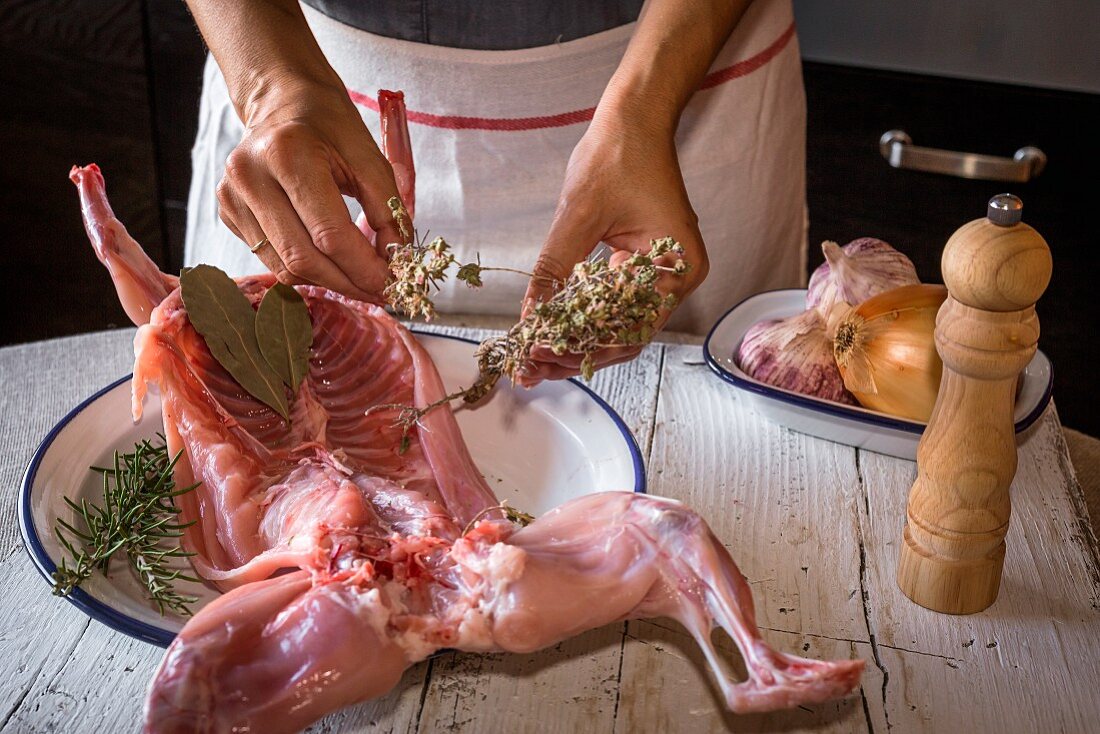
[373, 236, 687, 444]
[383, 234, 525, 321]
[383, 207, 534, 321]
[383, 232, 459, 321]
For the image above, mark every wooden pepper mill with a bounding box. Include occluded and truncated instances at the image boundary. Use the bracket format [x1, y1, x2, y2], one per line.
[896, 194, 1052, 614]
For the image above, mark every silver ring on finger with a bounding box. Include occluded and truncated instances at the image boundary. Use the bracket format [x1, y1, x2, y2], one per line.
[250, 236, 270, 254]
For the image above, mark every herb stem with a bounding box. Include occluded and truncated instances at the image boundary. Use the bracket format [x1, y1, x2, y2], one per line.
[461, 501, 536, 536]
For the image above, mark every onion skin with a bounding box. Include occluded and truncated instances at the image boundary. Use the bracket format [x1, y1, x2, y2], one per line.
[737, 309, 857, 405]
[807, 238, 920, 318]
[832, 284, 948, 422]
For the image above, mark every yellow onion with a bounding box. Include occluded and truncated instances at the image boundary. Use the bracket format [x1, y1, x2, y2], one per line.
[829, 284, 948, 422]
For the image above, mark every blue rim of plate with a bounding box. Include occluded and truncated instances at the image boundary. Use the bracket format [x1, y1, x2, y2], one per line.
[19, 331, 646, 648]
[702, 288, 1054, 436]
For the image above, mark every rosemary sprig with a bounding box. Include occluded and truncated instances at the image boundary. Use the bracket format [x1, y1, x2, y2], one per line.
[52, 436, 201, 616]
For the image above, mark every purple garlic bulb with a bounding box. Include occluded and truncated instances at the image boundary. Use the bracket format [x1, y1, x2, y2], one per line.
[736, 309, 857, 405]
[806, 238, 919, 317]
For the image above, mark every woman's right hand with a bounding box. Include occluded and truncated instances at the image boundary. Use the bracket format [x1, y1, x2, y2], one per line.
[216, 78, 405, 302]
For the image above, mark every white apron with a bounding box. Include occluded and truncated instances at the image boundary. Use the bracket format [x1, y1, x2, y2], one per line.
[186, 0, 807, 334]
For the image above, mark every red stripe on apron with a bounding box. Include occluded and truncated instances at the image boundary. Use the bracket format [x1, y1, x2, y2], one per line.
[348, 20, 796, 132]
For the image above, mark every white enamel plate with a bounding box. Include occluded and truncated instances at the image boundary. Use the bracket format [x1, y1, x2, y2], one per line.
[704, 289, 1053, 460]
[20, 332, 644, 646]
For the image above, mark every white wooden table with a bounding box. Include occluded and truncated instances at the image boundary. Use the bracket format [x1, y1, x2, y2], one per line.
[1, 326, 1098, 733]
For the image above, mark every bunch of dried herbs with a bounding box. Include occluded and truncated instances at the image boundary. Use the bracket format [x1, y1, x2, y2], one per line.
[481, 236, 686, 381]
[379, 233, 687, 440]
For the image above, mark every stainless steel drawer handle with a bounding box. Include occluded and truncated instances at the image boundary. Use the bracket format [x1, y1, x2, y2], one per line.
[879, 130, 1046, 183]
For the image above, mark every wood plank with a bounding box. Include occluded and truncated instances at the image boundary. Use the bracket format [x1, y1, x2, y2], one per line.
[418, 631, 625, 734]
[2, 627, 161, 732]
[414, 344, 665, 733]
[635, 345, 869, 640]
[857, 405, 1100, 731]
[613, 344, 872, 732]
[584, 343, 665, 461]
[871, 643, 1094, 733]
[617, 620, 877, 734]
[0, 328, 137, 730]
[0, 557, 91, 730]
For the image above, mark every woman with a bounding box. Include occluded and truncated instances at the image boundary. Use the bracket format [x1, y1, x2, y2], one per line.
[185, 0, 806, 381]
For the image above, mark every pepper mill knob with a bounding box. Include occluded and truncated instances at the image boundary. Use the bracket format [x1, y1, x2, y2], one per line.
[940, 195, 1051, 311]
[896, 195, 1051, 614]
[987, 193, 1023, 226]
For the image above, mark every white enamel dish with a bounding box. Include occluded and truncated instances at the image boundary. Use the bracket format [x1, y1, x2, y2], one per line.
[20, 332, 644, 647]
[704, 289, 1053, 460]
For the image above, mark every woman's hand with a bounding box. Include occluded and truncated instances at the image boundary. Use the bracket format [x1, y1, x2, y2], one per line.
[515, 0, 749, 385]
[216, 78, 405, 302]
[185, 0, 407, 302]
[519, 111, 709, 385]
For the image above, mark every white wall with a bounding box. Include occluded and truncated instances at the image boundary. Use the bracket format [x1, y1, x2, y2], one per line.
[793, 0, 1100, 94]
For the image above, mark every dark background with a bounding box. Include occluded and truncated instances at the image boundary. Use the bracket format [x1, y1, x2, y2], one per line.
[2, 2, 1098, 434]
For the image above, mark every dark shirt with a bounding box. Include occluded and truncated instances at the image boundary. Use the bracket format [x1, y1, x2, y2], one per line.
[302, 0, 644, 50]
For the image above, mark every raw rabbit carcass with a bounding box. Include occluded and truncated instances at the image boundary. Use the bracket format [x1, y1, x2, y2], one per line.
[68, 93, 861, 734]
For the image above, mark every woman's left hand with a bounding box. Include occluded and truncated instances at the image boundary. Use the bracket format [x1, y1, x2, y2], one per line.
[519, 111, 709, 385]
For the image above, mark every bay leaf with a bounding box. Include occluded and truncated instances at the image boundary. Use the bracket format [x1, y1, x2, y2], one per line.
[256, 282, 313, 393]
[179, 265, 289, 420]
